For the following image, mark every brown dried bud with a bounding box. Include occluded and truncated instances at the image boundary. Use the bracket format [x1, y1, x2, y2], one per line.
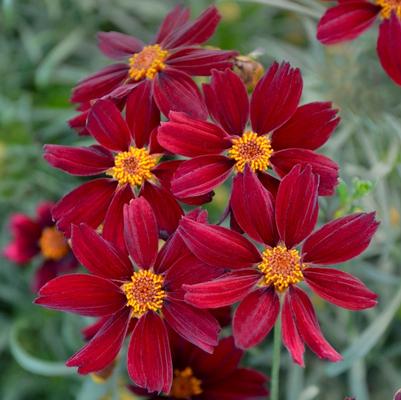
[234, 55, 264, 91]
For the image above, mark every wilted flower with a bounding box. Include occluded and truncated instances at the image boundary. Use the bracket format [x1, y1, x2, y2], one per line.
[317, 0, 401, 86]
[180, 165, 379, 365]
[3, 202, 77, 291]
[35, 198, 223, 393]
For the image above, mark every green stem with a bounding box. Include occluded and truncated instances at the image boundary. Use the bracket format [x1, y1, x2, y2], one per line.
[270, 314, 282, 400]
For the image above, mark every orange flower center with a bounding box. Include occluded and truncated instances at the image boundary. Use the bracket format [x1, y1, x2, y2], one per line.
[169, 367, 203, 399]
[377, 0, 401, 18]
[228, 131, 273, 173]
[128, 44, 169, 81]
[258, 245, 304, 292]
[121, 270, 165, 318]
[107, 146, 157, 187]
[38, 226, 69, 261]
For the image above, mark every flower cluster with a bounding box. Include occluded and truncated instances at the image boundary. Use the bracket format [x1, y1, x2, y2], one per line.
[3, 4, 382, 398]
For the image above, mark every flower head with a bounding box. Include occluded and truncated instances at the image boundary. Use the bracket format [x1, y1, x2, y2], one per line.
[158, 62, 340, 207]
[35, 198, 223, 393]
[3, 202, 78, 291]
[317, 0, 401, 86]
[70, 5, 237, 123]
[180, 165, 379, 365]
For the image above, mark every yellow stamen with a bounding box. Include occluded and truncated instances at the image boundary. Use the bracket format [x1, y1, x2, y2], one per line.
[128, 44, 169, 81]
[258, 245, 304, 292]
[107, 146, 157, 187]
[121, 270, 165, 318]
[169, 367, 203, 399]
[228, 131, 273, 173]
[38, 226, 69, 261]
[377, 0, 401, 19]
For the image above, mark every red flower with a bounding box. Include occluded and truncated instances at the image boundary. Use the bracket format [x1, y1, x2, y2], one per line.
[317, 1, 401, 86]
[70, 5, 237, 122]
[3, 202, 78, 291]
[179, 165, 379, 366]
[44, 99, 206, 247]
[130, 334, 268, 400]
[158, 63, 340, 203]
[35, 198, 223, 393]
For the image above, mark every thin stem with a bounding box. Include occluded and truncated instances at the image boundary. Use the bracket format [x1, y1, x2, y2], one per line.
[270, 314, 282, 400]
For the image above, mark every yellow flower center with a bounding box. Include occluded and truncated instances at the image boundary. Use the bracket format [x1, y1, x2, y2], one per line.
[258, 245, 304, 292]
[228, 131, 273, 173]
[169, 367, 203, 399]
[107, 146, 157, 187]
[121, 270, 165, 318]
[38, 226, 69, 261]
[128, 44, 169, 81]
[377, 0, 401, 18]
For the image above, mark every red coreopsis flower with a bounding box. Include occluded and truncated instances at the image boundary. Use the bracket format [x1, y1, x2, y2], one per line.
[179, 165, 379, 365]
[158, 63, 340, 206]
[130, 334, 268, 399]
[35, 198, 223, 393]
[317, 0, 401, 86]
[44, 98, 208, 247]
[69, 5, 237, 125]
[3, 202, 78, 291]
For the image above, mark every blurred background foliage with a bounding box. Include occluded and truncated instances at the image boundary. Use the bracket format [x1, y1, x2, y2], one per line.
[0, 0, 400, 399]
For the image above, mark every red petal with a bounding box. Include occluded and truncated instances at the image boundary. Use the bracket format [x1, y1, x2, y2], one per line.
[154, 68, 207, 119]
[35, 274, 126, 316]
[231, 167, 277, 246]
[126, 80, 160, 148]
[71, 224, 132, 280]
[127, 313, 172, 393]
[82, 317, 108, 341]
[66, 308, 130, 373]
[43, 144, 114, 176]
[140, 182, 183, 238]
[203, 69, 249, 135]
[271, 102, 340, 151]
[377, 14, 401, 86]
[251, 62, 302, 134]
[178, 217, 261, 269]
[97, 31, 144, 59]
[171, 155, 233, 198]
[158, 111, 230, 157]
[289, 286, 342, 362]
[304, 267, 378, 310]
[282, 293, 305, 366]
[155, 5, 190, 44]
[163, 301, 219, 353]
[123, 198, 158, 269]
[233, 287, 279, 349]
[87, 99, 131, 152]
[184, 270, 261, 308]
[71, 64, 128, 103]
[167, 47, 236, 76]
[68, 110, 89, 136]
[275, 165, 319, 248]
[271, 148, 339, 196]
[317, 2, 379, 44]
[53, 179, 117, 237]
[302, 212, 379, 264]
[257, 171, 280, 197]
[162, 5, 221, 48]
[103, 185, 134, 253]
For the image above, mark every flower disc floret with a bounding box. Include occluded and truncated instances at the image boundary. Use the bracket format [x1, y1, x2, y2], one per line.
[169, 367, 203, 398]
[128, 44, 169, 81]
[258, 245, 304, 292]
[228, 131, 273, 173]
[38, 227, 69, 261]
[377, 0, 401, 19]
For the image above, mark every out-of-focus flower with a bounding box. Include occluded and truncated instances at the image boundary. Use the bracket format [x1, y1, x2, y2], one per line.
[130, 334, 268, 399]
[234, 55, 265, 91]
[70, 5, 237, 122]
[180, 165, 379, 365]
[317, 0, 401, 86]
[45, 99, 213, 246]
[3, 202, 78, 291]
[35, 198, 223, 393]
[158, 62, 340, 213]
